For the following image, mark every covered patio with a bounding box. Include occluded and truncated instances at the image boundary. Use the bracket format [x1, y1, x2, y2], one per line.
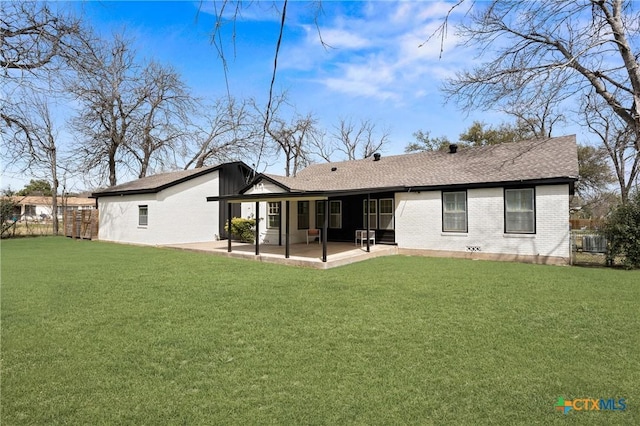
[164, 240, 398, 269]
[207, 187, 390, 265]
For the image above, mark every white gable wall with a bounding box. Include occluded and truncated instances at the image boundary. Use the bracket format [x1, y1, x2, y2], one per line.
[395, 184, 570, 261]
[241, 200, 317, 244]
[98, 171, 220, 245]
[239, 182, 320, 244]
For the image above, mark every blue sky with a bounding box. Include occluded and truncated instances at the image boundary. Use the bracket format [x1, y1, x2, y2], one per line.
[2, 1, 585, 190]
[75, 0, 492, 140]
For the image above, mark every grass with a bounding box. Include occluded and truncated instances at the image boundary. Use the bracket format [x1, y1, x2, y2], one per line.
[1, 237, 639, 425]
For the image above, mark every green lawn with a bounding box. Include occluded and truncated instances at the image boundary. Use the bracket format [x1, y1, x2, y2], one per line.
[1, 237, 638, 425]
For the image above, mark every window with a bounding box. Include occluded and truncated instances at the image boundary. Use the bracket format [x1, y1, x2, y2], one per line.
[267, 202, 280, 229]
[379, 199, 394, 230]
[316, 200, 342, 229]
[362, 199, 377, 229]
[25, 205, 36, 216]
[442, 191, 467, 232]
[330, 201, 342, 228]
[297, 201, 309, 230]
[316, 200, 325, 229]
[138, 205, 148, 226]
[505, 188, 535, 233]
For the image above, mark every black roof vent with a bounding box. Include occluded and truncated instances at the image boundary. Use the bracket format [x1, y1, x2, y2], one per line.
[373, 153, 381, 161]
[449, 144, 458, 154]
[331, 166, 337, 172]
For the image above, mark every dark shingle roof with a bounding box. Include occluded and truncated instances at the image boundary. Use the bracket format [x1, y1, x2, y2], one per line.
[261, 135, 579, 192]
[92, 164, 223, 197]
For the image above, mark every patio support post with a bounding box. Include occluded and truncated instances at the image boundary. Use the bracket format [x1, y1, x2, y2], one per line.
[227, 202, 232, 253]
[322, 199, 328, 262]
[255, 201, 260, 255]
[366, 193, 371, 252]
[285, 200, 290, 259]
[278, 201, 282, 246]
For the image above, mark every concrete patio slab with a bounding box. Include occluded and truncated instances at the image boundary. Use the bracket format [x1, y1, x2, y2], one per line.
[163, 241, 398, 269]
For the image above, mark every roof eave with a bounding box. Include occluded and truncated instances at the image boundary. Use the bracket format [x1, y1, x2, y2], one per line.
[208, 186, 407, 202]
[92, 163, 252, 198]
[406, 176, 579, 192]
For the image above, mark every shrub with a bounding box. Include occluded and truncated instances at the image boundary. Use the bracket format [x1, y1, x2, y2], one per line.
[1, 196, 19, 238]
[224, 217, 256, 243]
[603, 192, 640, 269]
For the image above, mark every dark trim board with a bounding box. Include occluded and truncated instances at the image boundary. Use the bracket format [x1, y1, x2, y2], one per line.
[206, 177, 576, 203]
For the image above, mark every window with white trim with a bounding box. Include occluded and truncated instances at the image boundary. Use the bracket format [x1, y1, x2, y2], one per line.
[379, 198, 394, 230]
[362, 199, 377, 229]
[316, 200, 325, 229]
[329, 200, 342, 229]
[442, 191, 467, 232]
[297, 201, 309, 230]
[138, 205, 148, 226]
[505, 188, 535, 233]
[267, 202, 280, 229]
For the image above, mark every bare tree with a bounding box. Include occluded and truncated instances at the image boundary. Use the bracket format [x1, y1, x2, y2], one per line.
[266, 112, 315, 177]
[332, 118, 389, 160]
[499, 83, 569, 139]
[183, 97, 260, 169]
[584, 92, 640, 202]
[439, 0, 640, 201]
[1, 1, 82, 75]
[1, 1, 85, 133]
[1, 92, 64, 234]
[1, 1, 92, 231]
[69, 34, 143, 186]
[127, 62, 196, 177]
[253, 94, 315, 177]
[307, 128, 334, 162]
[69, 33, 198, 185]
[205, 1, 326, 172]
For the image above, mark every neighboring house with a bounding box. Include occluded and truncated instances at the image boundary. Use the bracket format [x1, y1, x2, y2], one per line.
[210, 136, 579, 265]
[92, 162, 252, 246]
[9, 196, 95, 221]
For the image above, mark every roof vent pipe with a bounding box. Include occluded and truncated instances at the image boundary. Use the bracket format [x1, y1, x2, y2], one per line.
[373, 153, 381, 161]
[449, 144, 458, 154]
[331, 167, 337, 172]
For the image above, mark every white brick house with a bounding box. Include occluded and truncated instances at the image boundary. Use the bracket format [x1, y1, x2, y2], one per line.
[92, 162, 251, 246]
[211, 136, 579, 265]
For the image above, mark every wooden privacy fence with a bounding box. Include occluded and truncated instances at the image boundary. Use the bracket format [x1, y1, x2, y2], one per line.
[64, 210, 99, 240]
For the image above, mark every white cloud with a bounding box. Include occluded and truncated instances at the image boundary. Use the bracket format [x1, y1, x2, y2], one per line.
[321, 55, 400, 101]
[283, 1, 472, 102]
[319, 28, 371, 49]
